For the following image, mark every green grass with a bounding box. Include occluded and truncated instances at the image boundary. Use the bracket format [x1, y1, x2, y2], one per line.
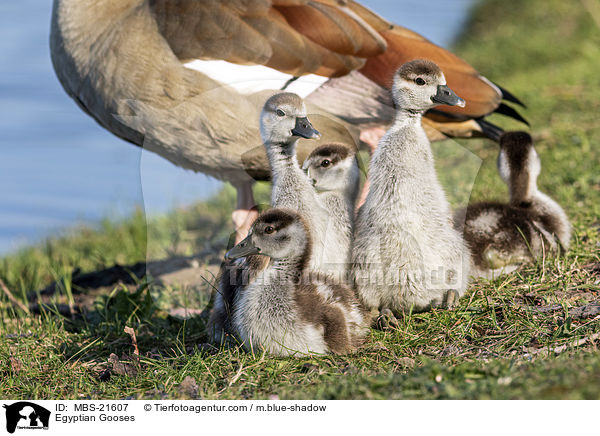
[1, 0, 599, 400]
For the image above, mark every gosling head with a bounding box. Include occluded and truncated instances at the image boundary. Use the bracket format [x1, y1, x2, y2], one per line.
[497, 131, 540, 205]
[392, 59, 465, 112]
[260, 92, 320, 146]
[301, 143, 359, 194]
[225, 209, 310, 262]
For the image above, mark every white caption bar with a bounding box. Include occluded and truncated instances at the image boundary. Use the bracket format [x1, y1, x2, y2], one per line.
[0, 400, 592, 435]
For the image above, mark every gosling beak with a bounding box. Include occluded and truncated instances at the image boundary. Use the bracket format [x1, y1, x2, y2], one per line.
[303, 167, 316, 185]
[292, 117, 321, 139]
[225, 234, 261, 260]
[431, 84, 466, 107]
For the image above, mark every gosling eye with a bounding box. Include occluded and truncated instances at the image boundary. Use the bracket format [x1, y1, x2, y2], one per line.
[321, 159, 331, 168]
[276, 109, 285, 117]
[264, 225, 275, 234]
[415, 77, 426, 86]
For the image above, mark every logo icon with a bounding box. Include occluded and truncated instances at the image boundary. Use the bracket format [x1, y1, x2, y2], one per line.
[2, 402, 50, 434]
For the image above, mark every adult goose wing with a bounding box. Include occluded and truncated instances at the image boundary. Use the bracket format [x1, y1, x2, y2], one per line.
[151, 0, 523, 138]
[151, 0, 386, 77]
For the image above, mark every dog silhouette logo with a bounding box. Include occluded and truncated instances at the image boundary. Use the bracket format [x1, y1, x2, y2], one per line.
[2, 402, 50, 433]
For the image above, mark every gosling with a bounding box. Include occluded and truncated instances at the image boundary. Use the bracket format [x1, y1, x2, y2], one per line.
[302, 143, 360, 280]
[455, 131, 571, 278]
[226, 208, 368, 356]
[352, 59, 471, 314]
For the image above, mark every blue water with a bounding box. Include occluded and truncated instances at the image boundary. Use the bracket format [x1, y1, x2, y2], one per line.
[0, 0, 473, 254]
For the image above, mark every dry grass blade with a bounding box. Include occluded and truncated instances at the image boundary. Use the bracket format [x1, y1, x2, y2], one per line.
[0, 278, 30, 314]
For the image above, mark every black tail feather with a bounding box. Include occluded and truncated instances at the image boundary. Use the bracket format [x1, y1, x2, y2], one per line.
[476, 118, 504, 142]
[495, 103, 530, 126]
[495, 83, 526, 108]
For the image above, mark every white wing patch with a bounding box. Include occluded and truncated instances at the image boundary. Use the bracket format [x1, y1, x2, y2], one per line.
[184, 60, 329, 97]
[315, 283, 334, 300]
[469, 210, 501, 234]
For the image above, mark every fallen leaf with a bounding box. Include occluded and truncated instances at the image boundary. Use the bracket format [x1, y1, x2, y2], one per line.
[530, 304, 563, 314]
[178, 376, 199, 399]
[124, 326, 140, 356]
[440, 345, 461, 357]
[515, 293, 545, 306]
[396, 357, 416, 368]
[109, 353, 137, 377]
[570, 301, 600, 319]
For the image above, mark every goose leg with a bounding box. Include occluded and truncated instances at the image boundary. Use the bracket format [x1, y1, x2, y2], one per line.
[231, 181, 259, 244]
[376, 308, 400, 330]
[356, 127, 387, 211]
[442, 290, 460, 310]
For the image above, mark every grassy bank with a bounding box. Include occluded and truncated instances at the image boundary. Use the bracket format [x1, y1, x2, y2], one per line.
[1, 0, 599, 399]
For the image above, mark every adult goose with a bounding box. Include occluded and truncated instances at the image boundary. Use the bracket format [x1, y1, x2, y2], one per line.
[50, 0, 525, 240]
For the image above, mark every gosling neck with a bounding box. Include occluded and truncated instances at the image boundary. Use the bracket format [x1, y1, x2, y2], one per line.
[395, 107, 425, 123]
[265, 138, 300, 175]
[268, 241, 311, 283]
[509, 172, 539, 207]
[387, 107, 426, 141]
[377, 107, 429, 160]
[341, 168, 360, 214]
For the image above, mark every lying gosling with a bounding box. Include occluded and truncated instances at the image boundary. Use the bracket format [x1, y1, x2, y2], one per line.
[226, 208, 368, 356]
[456, 131, 570, 278]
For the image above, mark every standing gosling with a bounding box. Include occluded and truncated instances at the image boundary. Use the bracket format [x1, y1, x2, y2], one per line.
[260, 92, 321, 211]
[260, 93, 341, 272]
[352, 59, 470, 314]
[456, 131, 570, 278]
[302, 143, 360, 280]
[226, 209, 368, 356]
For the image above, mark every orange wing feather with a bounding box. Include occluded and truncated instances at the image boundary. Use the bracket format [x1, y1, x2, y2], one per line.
[359, 26, 502, 118]
[274, 3, 386, 57]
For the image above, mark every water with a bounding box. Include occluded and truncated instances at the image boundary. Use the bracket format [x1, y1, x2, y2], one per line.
[0, 0, 473, 254]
